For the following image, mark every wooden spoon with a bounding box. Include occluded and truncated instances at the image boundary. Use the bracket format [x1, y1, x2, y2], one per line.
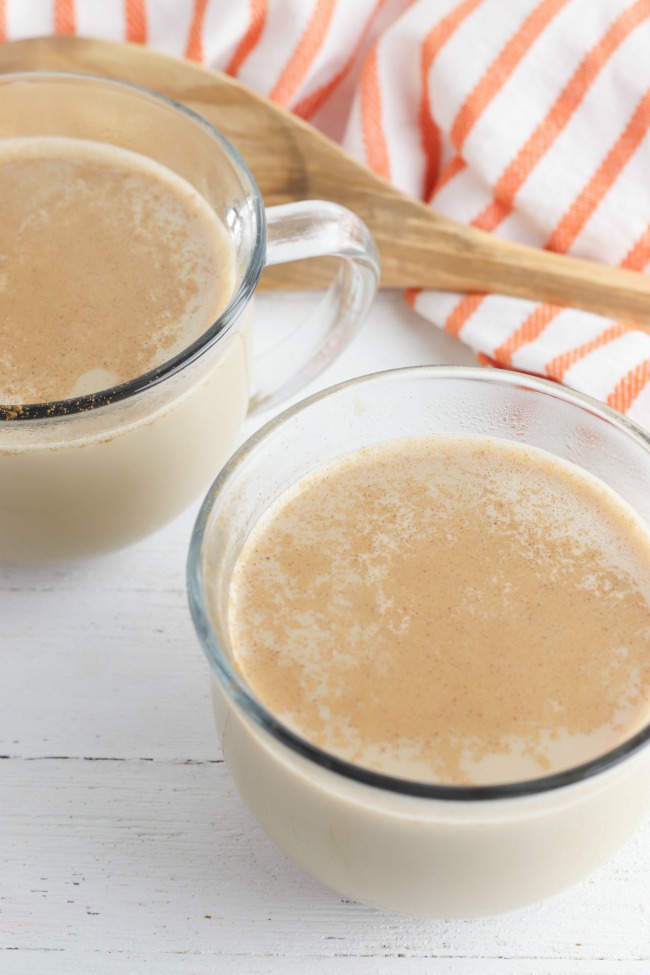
[2, 35, 650, 328]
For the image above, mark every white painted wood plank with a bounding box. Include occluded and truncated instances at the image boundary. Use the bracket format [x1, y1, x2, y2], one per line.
[3, 956, 650, 975]
[1, 759, 649, 965]
[0, 534, 216, 761]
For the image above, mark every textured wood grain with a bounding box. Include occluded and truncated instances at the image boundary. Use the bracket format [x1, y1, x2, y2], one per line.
[1, 36, 650, 328]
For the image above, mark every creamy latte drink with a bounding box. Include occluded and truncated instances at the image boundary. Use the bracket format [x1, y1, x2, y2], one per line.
[0, 134, 250, 562]
[0, 137, 234, 404]
[0, 71, 378, 564]
[193, 369, 650, 916]
[229, 435, 650, 786]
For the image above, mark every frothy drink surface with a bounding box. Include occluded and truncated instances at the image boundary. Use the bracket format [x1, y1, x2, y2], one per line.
[0, 137, 234, 403]
[229, 436, 650, 786]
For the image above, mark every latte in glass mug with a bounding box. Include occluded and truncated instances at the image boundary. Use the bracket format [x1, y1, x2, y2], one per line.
[189, 368, 650, 918]
[0, 137, 235, 404]
[0, 72, 378, 563]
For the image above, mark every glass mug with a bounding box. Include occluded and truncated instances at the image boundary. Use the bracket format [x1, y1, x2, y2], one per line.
[188, 367, 650, 918]
[0, 72, 378, 563]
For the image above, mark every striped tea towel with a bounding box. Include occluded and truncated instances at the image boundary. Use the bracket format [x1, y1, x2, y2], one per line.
[4, 0, 650, 424]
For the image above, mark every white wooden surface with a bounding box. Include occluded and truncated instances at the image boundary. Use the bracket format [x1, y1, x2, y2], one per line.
[1, 291, 649, 974]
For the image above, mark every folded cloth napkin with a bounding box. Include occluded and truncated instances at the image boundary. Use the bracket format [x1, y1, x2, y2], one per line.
[5, 0, 650, 424]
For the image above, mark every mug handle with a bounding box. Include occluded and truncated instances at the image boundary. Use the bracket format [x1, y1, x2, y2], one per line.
[247, 200, 380, 415]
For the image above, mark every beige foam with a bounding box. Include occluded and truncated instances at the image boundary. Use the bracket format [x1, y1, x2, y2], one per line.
[229, 435, 650, 786]
[0, 136, 234, 403]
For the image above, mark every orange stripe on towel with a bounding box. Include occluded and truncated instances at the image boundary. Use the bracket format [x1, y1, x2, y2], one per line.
[270, 0, 337, 107]
[434, 156, 467, 195]
[294, 0, 385, 120]
[445, 293, 485, 338]
[497, 221, 650, 375]
[450, 0, 568, 151]
[544, 322, 630, 381]
[608, 360, 650, 414]
[419, 0, 484, 200]
[446, 5, 650, 340]
[226, 0, 268, 75]
[54, 0, 75, 33]
[359, 42, 391, 179]
[435, 0, 567, 202]
[185, 0, 210, 62]
[474, 0, 650, 233]
[621, 222, 650, 271]
[492, 303, 562, 366]
[125, 0, 147, 44]
[547, 88, 650, 254]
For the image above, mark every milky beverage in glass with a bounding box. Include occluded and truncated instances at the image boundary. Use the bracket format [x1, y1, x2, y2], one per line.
[189, 368, 650, 918]
[0, 135, 246, 561]
[0, 73, 378, 563]
[1, 137, 236, 405]
[230, 435, 650, 786]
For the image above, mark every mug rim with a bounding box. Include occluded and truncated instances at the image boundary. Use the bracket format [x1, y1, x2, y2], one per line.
[187, 364, 650, 802]
[0, 70, 266, 422]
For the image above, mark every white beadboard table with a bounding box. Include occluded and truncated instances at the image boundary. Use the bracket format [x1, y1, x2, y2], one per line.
[1, 291, 649, 975]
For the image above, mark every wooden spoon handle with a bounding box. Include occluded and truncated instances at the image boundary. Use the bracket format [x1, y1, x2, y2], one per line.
[268, 196, 650, 327]
[377, 202, 650, 323]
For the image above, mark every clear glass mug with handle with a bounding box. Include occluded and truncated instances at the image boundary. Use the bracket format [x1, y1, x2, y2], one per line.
[0, 71, 379, 563]
[188, 366, 650, 918]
